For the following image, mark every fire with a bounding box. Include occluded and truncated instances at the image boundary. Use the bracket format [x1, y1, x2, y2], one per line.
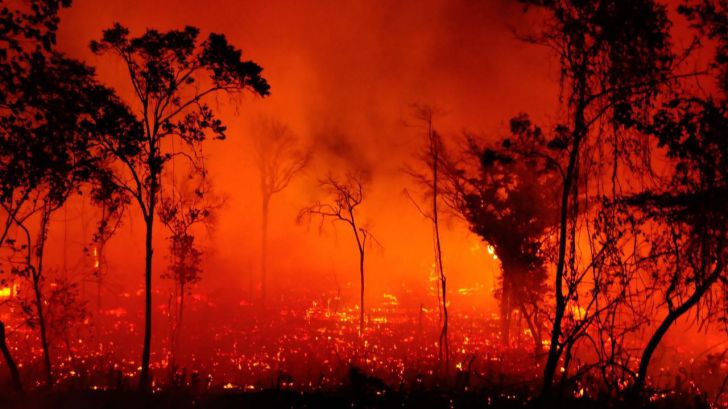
[93, 246, 100, 269]
[570, 305, 586, 321]
[0, 283, 17, 298]
[486, 245, 498, 260]
[381, 293, 399, 306]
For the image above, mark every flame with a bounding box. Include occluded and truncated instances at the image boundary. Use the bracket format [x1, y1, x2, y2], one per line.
[486, 245, 498, 260]
[93, 246, 100, 269]
[0, 283, 17, 298]
[382, 293, 399, 306]
[569, 305, 586, 321]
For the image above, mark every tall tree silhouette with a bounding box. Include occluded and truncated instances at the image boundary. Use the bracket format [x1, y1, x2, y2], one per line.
[298, 173, 374, 335]
[1, 1, 139, 389]
[448, 115, 561, 353]
[159, 169, 220, 374]
[624, 0, 728, 394]
[515, 0, 674, 396]
[252, 117, 309, 304]
[90, 24, 269, 390]
[403, 105, 450, 374]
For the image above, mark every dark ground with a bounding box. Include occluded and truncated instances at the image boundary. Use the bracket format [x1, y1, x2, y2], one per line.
[0, 388, 714, 409]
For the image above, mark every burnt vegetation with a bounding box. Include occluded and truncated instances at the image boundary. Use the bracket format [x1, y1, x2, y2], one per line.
[0, 0, 727, 408]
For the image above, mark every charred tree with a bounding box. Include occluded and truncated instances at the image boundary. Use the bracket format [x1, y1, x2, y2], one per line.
[298, 173, 374, 336]
[513, 0, 674, 397]
[404, 105, 450, 374]
[446, 117, 560, 352]
[159, 170, 219, 375]
[0, 321, 21, 392]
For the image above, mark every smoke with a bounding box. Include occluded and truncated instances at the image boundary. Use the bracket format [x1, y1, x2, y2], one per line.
[48, 0, 563, 316]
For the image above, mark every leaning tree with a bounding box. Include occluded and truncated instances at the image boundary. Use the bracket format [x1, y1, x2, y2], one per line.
[90, 24, 269, 389]
[623, 0, 728, 394]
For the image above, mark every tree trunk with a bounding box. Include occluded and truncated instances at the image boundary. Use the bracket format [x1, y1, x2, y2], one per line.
[32, 273, 52, 388]
[432, 162, 450, 375]
[438, 270, 449, 374]
[541, 68, 587, 397]
[501, 286, 511, 347]
[261, 195, 269, 305]
[520, 302, 542, 356]
[176, 283, 185, 368]
[358, 247, 365, 336]
[139, 214, 154, 391]
[0, 321, 22, 392]
[633, 267, 721, 393]
[431, 132, 449, 374]
[34, 207, 53, 388]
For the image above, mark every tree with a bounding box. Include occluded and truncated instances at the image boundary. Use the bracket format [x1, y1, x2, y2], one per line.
[90, 24, 269, 390]
[0, 55, 138, 389]
[158, 169, 219, 374]
[0, 321, 21, 392]
[514, 0, 674, 396]
[403, 105, 451, 374]
[447, 115, 560, 353]
[1, 0, 140, 388]
[298, 173, 374, 335]
[623, 1, 728, 393]
[252, 117, 309, 304]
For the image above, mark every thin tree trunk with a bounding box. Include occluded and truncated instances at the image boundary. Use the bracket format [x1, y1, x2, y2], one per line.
[542, 136, 582, 394]
[261, 195, 269, 305]
[438, 267, 449, 374]
[501, 286, 511, 347]
[32, 274, 52, 388]
[541, 69, 587, 397]
[177, 283, 185, 367]
[520, 302, 542, 356]
[0, 321, 21, 392]
[633, 265, 722, 393]
[34, 206, 53, 388]
[140, 214, 155, 391]
[431, 126, 449, 375]
[358, 247, 365, 336]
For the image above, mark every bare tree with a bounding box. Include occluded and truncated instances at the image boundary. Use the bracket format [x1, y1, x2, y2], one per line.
[252, 117, 309, 304]
[298, 173, 374, 335]
[158, 168, 220, 375]
[403, 105, 450, 374]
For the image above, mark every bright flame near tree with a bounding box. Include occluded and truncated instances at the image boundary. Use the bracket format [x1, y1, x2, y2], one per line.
[0, 283, 17, 298]
[570, 305, 586, 321]
[486, 245, 498, 260]
[93, 246, 100, 269]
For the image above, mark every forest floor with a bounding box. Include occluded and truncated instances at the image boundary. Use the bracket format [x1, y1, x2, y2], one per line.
[0, 386, 716, 409]
[0, 290, 723, 408]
